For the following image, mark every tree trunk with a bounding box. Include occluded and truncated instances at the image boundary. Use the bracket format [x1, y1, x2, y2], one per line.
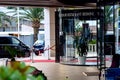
[32, 20, 40, 42]
[33, 27, 39, 42]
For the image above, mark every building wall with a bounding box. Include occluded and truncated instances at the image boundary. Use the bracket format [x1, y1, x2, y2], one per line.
[44, 8, 56, 57]
[20, 35, 33, 48]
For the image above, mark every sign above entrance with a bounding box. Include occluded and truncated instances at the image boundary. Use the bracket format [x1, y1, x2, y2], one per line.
[61, 9, 103, 20]
[98, 0, 120, 5]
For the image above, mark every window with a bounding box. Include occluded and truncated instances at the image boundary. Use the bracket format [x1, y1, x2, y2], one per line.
[0, 37, 11, 44]
[11, 37, 20, 45]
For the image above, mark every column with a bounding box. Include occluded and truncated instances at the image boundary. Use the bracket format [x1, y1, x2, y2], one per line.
[44, 8, 56, 58]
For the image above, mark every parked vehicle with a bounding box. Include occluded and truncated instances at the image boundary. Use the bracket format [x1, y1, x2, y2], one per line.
[0, 36, 31, 58]
[33, 40, 45, 56]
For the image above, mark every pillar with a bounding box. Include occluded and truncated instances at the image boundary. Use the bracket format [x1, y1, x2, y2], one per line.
[44, 8, 56, 58]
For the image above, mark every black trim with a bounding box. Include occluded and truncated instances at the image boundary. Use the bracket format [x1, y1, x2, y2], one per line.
[58, 0, 120, 6]
[58, 0, 97, 5]
[55, 11, 60, 63]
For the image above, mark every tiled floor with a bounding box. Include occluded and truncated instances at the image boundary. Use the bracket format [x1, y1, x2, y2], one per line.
[26, 62, 100, 80]
[0, 54, 111, 80]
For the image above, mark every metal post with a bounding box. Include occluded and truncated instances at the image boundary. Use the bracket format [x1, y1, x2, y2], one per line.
[31, 49, 34, 63]
[65, 36, 68, 61]
[17, 7, 20, 39]
[116, 5, 119, 53]
[48, 45, 51, 60]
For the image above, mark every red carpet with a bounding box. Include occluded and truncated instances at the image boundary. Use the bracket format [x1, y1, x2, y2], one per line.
[23, 59, 97, 63]
[22, 57, 110, 63]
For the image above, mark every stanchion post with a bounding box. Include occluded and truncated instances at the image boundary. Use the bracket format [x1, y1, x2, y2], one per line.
[5, 58, 8, 66]
[31, 48, 34, 63]
[48, 45, 51, 60]
[39, 51, 41, 55]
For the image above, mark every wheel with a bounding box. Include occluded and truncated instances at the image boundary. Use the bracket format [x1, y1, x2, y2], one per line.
[34, 51, 39, 56]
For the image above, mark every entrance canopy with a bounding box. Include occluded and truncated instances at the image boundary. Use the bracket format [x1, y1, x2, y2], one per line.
[0, 0, 119, 8]
[0, 0, 95, 7]
[58, 0, 120, 6]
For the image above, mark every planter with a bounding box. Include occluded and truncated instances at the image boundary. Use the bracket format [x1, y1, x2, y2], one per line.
[7, 60, 21, 67]
[78, 56, 86, 65]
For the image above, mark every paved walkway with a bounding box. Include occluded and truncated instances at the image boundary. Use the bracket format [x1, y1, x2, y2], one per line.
[0, 53, 112, 80]
[23, 54, 111, 80]
[0, 58, 102, 80]
[26, 62, 100, 80]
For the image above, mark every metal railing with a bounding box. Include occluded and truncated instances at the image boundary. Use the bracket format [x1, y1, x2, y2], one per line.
[88, 44, 96, 52]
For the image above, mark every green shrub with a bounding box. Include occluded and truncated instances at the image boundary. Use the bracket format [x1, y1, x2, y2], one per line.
[0, 62, 46, 80]
[89, 39, 96, 44]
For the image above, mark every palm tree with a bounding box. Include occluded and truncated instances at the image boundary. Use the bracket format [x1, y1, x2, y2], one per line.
[104, 6, 113, 33]
[6, 7, 44, 42]
[7, 7, 44, 42]
[22, 8, 44, 42]
[0, 11, 11, 31]
[7, 7, 25, 39]
[6, 7, 25, 22]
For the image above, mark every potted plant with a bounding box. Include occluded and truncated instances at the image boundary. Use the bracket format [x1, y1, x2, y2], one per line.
[73, 23, 90, 64]
[3, 46, 47, 80]
[73, 36, 88, 64]
[4, 45, 28, 66]
[4, 46, 20, 61]
[89, 39, 96, 44]
[3, 45, 23, 67]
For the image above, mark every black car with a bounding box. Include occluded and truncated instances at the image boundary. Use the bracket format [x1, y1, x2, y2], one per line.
[33, 40, 45, 56]
[0, 36, 31, 58]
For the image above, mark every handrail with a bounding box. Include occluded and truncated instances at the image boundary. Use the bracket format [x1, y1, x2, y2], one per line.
[88, 44, 96, 52]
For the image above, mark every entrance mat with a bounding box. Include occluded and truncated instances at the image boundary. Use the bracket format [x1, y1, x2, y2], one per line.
[83, 72, 99, 76]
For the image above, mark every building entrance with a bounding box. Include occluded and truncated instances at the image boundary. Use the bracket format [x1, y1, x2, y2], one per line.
[55, 9, 104, 66]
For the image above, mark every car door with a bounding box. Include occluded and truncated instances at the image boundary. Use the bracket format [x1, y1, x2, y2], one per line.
[0, 37, 13, 58]
[11, 37, 31, 57]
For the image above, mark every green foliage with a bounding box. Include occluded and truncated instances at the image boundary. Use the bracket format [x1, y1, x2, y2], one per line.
[4, 46, 25, 60]
[22, 8, 44, 42]
[73, 26, 88, 56]
[22, 8, 44, 21]
[105, 6, 113, 25]
[4, 46, 19, 58]
[89, 39, 96, 44]
[6, 7, 44, 42]
[73, 36, 80, 54]
[0, 11, 11, 27]
[0, 62, 44, 80]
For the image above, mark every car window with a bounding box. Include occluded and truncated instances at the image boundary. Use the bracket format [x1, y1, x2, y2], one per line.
[34, 40, 44, 45]
[0, 37, 12, 44]
[11, 37, 20, 45]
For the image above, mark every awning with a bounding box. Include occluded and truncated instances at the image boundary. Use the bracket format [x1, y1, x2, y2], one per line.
[0, 0, 119, 7]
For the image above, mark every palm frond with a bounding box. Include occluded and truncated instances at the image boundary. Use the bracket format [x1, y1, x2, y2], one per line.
[0, 11, 11, 26]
